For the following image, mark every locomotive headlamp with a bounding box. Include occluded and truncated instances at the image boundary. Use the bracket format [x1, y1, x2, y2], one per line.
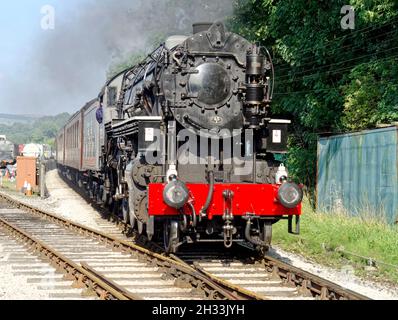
[163, 179, 189, 209]
[277, 182, 303, 209]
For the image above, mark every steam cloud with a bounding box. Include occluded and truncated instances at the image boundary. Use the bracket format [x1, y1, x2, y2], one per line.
[1, 0, 233, 116]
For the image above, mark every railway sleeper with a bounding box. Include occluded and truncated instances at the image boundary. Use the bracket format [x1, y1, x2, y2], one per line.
[297, 279, 313, 297]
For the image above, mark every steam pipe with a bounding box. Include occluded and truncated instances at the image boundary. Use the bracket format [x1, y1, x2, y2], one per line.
[200, 170, 214, 218]
[188, 202, 197, 228]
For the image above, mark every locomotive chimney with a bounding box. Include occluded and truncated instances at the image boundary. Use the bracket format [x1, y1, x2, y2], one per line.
[193, 22, 212, 34]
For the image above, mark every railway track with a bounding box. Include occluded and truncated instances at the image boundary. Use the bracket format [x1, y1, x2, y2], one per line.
[0, 188, 368, 300]
[172, 245, 370, 300]
[0, 193, 260, 300]
[0, 229, 99, 300]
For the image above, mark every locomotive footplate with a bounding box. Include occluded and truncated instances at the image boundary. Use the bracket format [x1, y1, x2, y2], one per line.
[148, 183, 302, 218]
[149, 182, 302, 250]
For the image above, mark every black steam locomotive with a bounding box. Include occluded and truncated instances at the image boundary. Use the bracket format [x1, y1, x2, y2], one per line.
[56, 22, 303, 254]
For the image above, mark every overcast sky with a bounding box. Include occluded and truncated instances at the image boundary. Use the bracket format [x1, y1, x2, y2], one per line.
[0, 0, 233, 116]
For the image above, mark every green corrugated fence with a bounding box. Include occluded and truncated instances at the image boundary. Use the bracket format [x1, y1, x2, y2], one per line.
[317, 126, 398, 224]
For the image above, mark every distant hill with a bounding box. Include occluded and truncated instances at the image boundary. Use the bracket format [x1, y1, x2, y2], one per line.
[0, 113, 42, 125]
[0, 113, 71, 147]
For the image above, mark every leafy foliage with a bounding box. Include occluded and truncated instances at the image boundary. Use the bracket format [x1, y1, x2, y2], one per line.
[341, 60, 398, 130]
[231, 0, 398, 205]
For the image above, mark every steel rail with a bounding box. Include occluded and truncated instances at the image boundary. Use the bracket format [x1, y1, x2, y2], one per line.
[0, 217, 137, 300]
[80, 262, 142, 300]
[174, 251, 371, 300]
[0, 191, 370, 301]
[57, 171, 372, 300]
[173, 251, 371, 301]
[0, 192, 248, 300]
[192, 262, 268, 300]
[262, 254, 371, 300]
[168, 253, 267, 300]
[59, 175, 268, 300]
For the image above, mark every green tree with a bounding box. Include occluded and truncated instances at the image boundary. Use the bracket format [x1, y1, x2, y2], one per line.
[231, 0, 398, 205]
[0, 113, 70, 147]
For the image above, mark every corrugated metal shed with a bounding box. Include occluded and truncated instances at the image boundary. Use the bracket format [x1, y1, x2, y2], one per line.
[317, 126, 398, 224]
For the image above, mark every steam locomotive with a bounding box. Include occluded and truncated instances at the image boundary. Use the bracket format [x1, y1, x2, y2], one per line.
[0, 135, 18, 168]
[56, 22, 303, 253]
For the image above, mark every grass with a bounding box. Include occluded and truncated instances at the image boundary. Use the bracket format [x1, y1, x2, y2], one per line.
[273, 198, 398, 284]
[0, 178, 17, 191]
[0, 178, 39, 197]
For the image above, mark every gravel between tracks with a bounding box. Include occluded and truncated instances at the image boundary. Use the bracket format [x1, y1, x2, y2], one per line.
[0, 229, 95, 300]
[0, 169, 397, 300]
[0, 251, 50, 300]
[1, 170, 121, 234]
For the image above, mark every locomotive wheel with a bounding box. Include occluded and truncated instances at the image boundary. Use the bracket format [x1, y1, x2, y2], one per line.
[107, 194, 113, 206]
[134, 192, 149, 224]
[163, 220, 179, 254]
[88, 184, 94, 199]
[101, 189, 107, 205]
[260, 221, 272, 251]
[96, 185, 104, 205]
[135, 194, 148, 235]
[122, 198, 130, 224]
[129, 209, 136, 229]
[137, 221, 145, 234]
[127, 192, 137, 230]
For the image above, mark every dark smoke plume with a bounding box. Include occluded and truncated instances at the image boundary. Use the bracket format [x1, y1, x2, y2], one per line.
[1, 0, 233, 115]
